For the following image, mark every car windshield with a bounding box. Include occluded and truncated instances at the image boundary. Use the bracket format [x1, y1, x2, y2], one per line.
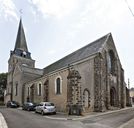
[45, 103, 54, 106]
[12, 101, 17, 104]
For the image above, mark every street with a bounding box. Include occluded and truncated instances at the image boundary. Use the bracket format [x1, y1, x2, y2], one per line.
[0, 107, 84, 128]
[0, 107, 134, 128]
[82, 108, 134, 128]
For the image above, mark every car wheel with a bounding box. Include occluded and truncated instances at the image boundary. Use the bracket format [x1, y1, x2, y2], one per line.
[41, 110, 44, 116]
[28, 108, 30, 111]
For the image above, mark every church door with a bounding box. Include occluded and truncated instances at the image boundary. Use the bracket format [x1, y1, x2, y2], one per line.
[83, 89, 90, 108]
[110, 87, 116, 106]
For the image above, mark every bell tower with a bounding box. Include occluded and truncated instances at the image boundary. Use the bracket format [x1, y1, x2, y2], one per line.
[8, 19, 35, 71]
[5, 19, 35, 102]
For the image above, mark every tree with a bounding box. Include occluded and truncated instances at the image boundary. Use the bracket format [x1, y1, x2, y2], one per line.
[0, 73, 7, 100]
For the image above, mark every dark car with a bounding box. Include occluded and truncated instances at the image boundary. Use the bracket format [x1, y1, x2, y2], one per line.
[6, 101, 20, 108]
[22, 102, 36, 111]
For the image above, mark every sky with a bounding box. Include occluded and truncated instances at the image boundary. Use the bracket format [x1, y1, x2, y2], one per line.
[0, 0, 134, 87]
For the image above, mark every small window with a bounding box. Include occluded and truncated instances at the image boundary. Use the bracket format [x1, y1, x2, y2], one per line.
[56, 77, 61, 94]
[7, 88, 9, 93]
[28, 87, 30, 96]
[15, 83, 18, 96]
[20, 53, 23, 57]
[37, 83, 42, 96]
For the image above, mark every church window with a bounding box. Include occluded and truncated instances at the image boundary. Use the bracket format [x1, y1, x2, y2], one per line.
[108, 50, 116, 75]
[55, 77, 62, 94]
[20, 51, 26, 58]
[15, 83, 18, 96]
[7, 88, 9, 94]
[37, 83, 42, 96]
[28, 87, 30, 96]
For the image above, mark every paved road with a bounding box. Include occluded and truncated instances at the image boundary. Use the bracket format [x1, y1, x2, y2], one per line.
[82, 108, 134, 128]
[0, 107, 84, 128]
[0, 107, 134, 128]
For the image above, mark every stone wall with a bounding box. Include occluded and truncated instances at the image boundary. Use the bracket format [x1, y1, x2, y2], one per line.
[93, 37, 126, 111]
[48, 69, 68, 112]
[24, 69, 68, 112]
[94, 53, 106, 112]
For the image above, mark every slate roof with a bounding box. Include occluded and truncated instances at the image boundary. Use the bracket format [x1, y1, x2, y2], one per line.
[14, 19, 28, 52]
[43, 33, 111, 74]
[21, 65, 43, 76]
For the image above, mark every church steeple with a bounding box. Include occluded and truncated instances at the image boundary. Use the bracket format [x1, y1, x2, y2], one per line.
[11, 18, 31, 59]
[14, 18, 28, 52]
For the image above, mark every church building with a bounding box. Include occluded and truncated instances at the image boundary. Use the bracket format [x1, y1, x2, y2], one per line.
[5, 19, 127, 114]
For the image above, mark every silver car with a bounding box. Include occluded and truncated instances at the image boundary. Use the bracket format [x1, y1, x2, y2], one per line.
[35, 102, 56, 115]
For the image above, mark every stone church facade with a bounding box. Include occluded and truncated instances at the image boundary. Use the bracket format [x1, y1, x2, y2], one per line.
[5, 19, 127, 114]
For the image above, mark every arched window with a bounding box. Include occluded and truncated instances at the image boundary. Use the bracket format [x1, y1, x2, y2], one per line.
[83, 89, 90, 108]
[55, 77, 62, 94]
[28, 86, 30, 96]
[110, 87, 116, 106]
[108, 50, 116, 75]
[37, 83, 42, 96]
[15, 83, 18, 96]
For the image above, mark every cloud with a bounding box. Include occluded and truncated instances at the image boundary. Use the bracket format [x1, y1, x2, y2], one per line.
[77, 0, 129, 27]
[66, 0, 134, 38]
[0, 0, 18, 21]
[28, 0, 77, 19]
[48, 49, 56, 55]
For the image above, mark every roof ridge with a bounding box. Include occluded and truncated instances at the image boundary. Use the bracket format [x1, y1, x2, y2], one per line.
[43, 33, 110, 74]
[44, 33, 110, 71]
[98, 33, 111, 52]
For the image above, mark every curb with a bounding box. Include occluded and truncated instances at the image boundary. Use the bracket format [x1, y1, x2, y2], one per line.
[75, 107, 134, 121]
[0, 113, 8, 128]
[44, 107, 134, 121]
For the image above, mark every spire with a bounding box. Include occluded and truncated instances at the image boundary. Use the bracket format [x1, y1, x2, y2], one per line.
[14, 18, 28, 52]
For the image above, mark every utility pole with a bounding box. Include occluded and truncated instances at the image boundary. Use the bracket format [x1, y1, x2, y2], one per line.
[128, 78, 132, 106]
[128, 78, 130, 89]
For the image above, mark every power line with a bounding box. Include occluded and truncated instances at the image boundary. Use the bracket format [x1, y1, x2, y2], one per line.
[124, 0, 134, 18]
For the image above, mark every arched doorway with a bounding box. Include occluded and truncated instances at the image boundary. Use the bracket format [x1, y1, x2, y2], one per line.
[110, 87, 116, 106]
[83, 89, 90, 108]
[30, 84, 34, 102]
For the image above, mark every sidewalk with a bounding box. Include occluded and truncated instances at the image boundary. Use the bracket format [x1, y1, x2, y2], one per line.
[118, 118, 134, 128]
[44, 107, 134, 121]
[0, 112, 8, 128]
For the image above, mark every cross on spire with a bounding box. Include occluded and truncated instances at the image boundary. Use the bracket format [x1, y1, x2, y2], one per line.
[19, 9, 23, 18]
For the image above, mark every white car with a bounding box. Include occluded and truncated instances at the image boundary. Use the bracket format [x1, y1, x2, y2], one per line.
[35, 102, 56, 115]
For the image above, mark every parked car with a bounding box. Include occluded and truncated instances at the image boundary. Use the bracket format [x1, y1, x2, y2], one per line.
[35, 102, 56, 115]
[22, 102, 37, 111]
[6, 101, 20, 108]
